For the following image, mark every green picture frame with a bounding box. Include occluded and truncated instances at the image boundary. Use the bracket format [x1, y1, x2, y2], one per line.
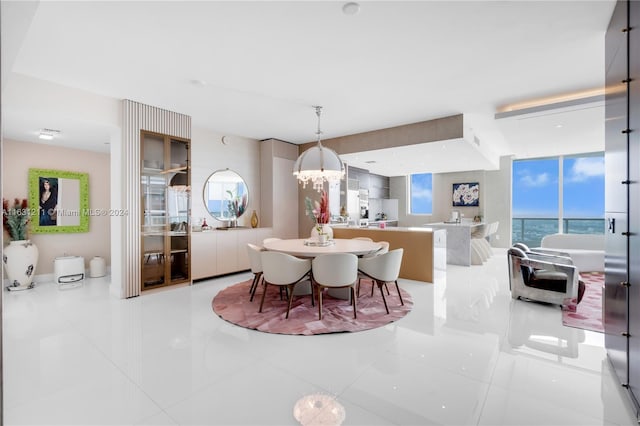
[28, 168, 89, 234]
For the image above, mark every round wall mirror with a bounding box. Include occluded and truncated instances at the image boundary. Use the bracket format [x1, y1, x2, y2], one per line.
[203, 169, 249, 223]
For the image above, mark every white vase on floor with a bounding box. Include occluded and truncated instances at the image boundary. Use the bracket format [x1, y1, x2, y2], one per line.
[3, 240, 39, 291]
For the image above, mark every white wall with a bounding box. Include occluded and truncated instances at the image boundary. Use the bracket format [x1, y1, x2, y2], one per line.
[261, 139, 300, 238]
[391, 159, 513, 248]
[2, 139, 111, 275]
[190, 130, 261, 228]
[393, 170, 486, 227]
[432, 171, 485, 222]
[1, 2, 39, 91]
[484, 155, 513, 248]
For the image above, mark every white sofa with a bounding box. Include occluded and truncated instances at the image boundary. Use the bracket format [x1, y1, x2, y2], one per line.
[539, 233, 604, 272]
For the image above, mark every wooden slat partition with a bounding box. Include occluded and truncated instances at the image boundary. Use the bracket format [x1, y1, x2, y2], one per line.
[121, 100, 191, 298]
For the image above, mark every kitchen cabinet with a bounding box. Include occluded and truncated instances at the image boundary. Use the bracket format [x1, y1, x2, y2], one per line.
[369, 173, 390, 199]
[347, 165, 390, 199]
[348, 165, 370, 190]
[328, 180, 341, 217]
[141, 131, 191, 291]
[343, 165, 393, 223]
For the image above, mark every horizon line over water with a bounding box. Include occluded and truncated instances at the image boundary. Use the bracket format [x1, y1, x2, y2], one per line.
[513, 213, 605, 219]
[512, 217, 605, 247]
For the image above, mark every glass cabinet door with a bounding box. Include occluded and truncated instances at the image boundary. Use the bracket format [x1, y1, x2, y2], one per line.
[141, 131, 191, 290]
[170, 235, 189, 283]
[142, 174, 167, 233]
[142, 234, 165, 287]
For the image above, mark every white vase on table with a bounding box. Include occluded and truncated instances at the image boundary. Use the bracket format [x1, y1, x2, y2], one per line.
[310, 224, 333, 241]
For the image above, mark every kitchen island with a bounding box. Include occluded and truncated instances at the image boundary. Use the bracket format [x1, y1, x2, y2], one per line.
[331, 226, 446, 282]
[426, 221, 485, 266]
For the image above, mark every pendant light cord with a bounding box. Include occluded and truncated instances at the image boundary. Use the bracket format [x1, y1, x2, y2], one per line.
[315, 106, 323, 145]
[315, 106, 325, 171]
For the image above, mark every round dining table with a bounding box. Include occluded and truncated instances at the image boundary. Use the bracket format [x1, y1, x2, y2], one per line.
[263, 238, 381, 258]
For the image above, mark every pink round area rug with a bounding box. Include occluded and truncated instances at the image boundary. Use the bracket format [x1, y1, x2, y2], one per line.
[212, 279, 413, 335]
[562, 272, 604, 333]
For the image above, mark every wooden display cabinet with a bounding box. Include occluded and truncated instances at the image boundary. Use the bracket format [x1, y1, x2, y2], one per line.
[141, 131, 191, 291]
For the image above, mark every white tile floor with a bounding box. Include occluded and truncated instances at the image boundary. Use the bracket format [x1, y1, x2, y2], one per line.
[2, 248, 638, 425]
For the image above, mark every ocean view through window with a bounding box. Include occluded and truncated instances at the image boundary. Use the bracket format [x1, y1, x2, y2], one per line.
[512, 154, 604, 247]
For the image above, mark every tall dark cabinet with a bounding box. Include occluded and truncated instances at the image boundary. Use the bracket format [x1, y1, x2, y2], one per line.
[604, 0, 640, 420]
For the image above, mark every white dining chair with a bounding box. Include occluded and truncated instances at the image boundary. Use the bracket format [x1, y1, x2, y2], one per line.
[357, 241, 390, 296]
[262, 237, 281, 247]
[259, 251, 313, 318]
[357, 248, 404, 314]
[367, 240, 389, 257]
[312, 253, 359, 320]
[261, 237, 289, 300]
[246, 243, 264, 301]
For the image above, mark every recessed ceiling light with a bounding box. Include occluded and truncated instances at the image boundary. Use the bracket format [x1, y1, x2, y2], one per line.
[555, 124, 563, 128]
[190, 79, 207, 87]
[39, 128, 60, 140]
[342, 2, 360, 15]
[497, 87, 605, 113]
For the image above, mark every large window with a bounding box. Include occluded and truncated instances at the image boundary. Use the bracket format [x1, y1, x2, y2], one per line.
[562, 155, 605, 233]
[410, 173, 432, 214]
[512, 153, 604, 247]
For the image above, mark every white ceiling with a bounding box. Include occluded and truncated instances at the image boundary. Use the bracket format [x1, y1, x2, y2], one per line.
[1, 1, 615, 176]
[340, 137, 497, 176]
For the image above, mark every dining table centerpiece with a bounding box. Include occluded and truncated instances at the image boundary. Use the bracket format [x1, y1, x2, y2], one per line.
[305, 190, 332, 242]
[2, 197, 39, 291]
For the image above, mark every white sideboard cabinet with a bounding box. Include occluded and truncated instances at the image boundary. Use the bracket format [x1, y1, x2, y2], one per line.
[191, 227, 273, 280]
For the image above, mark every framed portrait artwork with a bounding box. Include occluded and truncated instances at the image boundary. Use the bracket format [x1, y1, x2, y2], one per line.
[452, 182, 479, 207]
[28, 168, 89, 233]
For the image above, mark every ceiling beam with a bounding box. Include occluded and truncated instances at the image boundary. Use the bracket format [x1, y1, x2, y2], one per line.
[298, 114, 463, 155]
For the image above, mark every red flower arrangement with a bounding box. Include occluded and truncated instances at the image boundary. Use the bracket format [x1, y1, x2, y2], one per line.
[305, 190, 330, 233]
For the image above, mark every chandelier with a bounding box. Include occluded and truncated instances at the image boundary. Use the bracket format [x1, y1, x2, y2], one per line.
[293, 106, 345, 192]
[293, 393, 346, 425]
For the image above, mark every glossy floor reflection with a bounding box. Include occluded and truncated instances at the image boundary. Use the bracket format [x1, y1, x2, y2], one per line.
[2, 248, 637, 425]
